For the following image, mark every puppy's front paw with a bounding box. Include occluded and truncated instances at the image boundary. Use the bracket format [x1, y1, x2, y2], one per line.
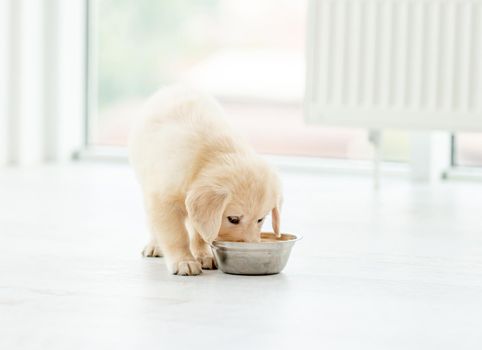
[196, 255, 217, 270]
[171, 260, 202, 276]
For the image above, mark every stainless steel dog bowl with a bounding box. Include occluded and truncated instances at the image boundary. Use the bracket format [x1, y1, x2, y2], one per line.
[211, 232, 301, 275]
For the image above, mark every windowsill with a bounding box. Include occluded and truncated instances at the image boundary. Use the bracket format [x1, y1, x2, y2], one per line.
[74, 146, 410, 178]
[442, 166, 482, 182]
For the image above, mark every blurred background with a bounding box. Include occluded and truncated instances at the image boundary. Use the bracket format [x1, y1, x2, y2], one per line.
[90, 0, 481, 166]
[2, 0, 481, 168]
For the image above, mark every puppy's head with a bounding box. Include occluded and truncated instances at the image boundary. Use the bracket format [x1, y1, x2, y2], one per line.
[185, 156, 282, 244]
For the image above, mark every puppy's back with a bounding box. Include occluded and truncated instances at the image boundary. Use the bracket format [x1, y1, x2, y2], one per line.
[128, 86, 249, 193]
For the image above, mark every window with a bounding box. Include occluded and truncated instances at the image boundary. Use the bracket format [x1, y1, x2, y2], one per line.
[453, 133, 482, 167]
[88, 0, 410, 162]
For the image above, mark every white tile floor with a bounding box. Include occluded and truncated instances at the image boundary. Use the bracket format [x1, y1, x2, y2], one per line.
[1, 162, 482, 350]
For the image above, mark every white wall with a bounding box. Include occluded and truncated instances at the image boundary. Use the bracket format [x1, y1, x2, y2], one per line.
[0, 0, 86, 167]
[0, 0, 11, 166]
[16, 0, 45, 165]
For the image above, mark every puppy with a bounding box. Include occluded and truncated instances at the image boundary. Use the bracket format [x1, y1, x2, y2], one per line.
[128, 87, 282, 275]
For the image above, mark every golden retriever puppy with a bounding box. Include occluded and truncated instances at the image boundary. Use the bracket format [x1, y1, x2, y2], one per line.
[128, 87, 282, 276]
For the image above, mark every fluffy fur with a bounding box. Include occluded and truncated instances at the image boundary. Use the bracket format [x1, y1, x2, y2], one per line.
[128, 87, 282, 276]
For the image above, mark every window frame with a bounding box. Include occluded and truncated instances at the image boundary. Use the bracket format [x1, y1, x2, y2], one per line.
[82, 0, 96, 155]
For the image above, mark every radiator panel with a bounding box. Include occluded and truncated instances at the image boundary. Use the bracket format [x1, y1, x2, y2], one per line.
[305, 0, 482, 131]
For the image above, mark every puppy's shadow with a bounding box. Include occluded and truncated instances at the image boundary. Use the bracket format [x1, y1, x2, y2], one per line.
[214, 270, 293, 290]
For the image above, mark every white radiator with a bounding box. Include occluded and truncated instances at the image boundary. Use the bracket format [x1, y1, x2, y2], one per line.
[305, 0, 482, 131]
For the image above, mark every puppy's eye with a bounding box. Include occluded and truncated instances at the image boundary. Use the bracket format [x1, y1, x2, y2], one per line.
[257, 217, 264, 223]
[227, 216, 240, 225]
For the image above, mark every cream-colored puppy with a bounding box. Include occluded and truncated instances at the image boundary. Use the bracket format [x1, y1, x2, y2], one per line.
[128, 87, 282, 276]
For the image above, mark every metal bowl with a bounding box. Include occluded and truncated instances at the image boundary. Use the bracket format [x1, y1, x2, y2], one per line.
[211, 232, 301, 275]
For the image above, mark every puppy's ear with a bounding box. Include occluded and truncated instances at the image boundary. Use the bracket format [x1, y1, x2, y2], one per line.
[185, 185, 229, 244]
[271, 194, 283, 237]
[271, 206, 281, 237]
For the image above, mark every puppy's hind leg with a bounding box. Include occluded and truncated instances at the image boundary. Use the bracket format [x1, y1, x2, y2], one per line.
[142, 199, 163, 257]
[142, 238, 163, 258]
[146, 194, 202, 276]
